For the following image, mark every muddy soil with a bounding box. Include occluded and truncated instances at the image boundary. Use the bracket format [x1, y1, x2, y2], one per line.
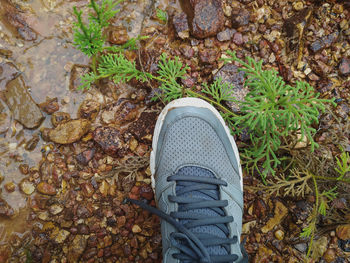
[0, 0, 349, 262]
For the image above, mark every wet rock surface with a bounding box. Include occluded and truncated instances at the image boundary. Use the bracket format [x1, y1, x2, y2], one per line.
[93, 126, 126, 156]
[4, 76, 44, 129]
[190, 0, 224, 38]
[48, 119, 91, 144]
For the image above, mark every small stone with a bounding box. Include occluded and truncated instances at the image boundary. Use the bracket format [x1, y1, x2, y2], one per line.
[78, 100, 100, 121]
[179, 44, 195, 59]
[199, 49, 218, 64]
[191, 0, 225, 38]
[323, 248, 336, 263]
[339, 58, 350, 76]
[4, 182, 15, 193]
[76, 205, 92, 218]
[54, 229, 70, 244]
[293, 2, 304, 11]
[242, 220, 256, 234]
[217, 28, 235, 42]
[19, 164, 29, 175]
[128, 112, 158, 141]
[261, 200, 288, 233]
[0, 198, 14, 217]
[49, 204, 64, 215]
[19, 180, 35, 195]
[274, 230, 285, 240]
[129, 137, 138, 152]
[51, 112, 71, 127]
[39, 97, 59, 114]
[232, 32, 243, 46]
[132, 224, 142, 233]
[309, 32, 338, 53]
[336, 224, 350, 240]
[173, 12, 189, 39]
[77, 224, 90, 235]
[38, 211, 50, 221]
[117, 216, 126, 228]
[294, 243, 307, 253]
[81, 183, 95, 197]
[49, 119, 91, 144]
[67, 235, 87, 262]
[93, 126, 126, 157]
[99, 180, 109, 197]
[76, 149, 95, 166]
[37, 182, 57, 195]
[108, 26, 129, 45]
[231, 8, 250, 28]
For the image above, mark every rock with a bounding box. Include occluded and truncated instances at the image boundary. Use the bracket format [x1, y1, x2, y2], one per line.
[261, 200, 288, 233]
[339, 58, 350, 76]
[309, 32, 339, 53]
[76, 205, 92, 218]
[5, 10, 37, 41]
[39, 97, 59, 114]
[78, 100, 100, 121]
[232, 32, 243, 46]
[19, 179, 35, 195]
[214, 63, 248, 112]
[199, 49, 218, 64]
[217, 28, 235, 42]
[49, 119, 91, 144]
[242, 220, 256, 234]
[274, 230, 285, 240]
[312, 236, 328, 261]
[323, 248, 336, 263]
[37, 182, 57, 196]
[0, 49, 13, 58]
[51, 112, 71, 127]
[179, 44, 195, 59]
[49, 204, 64, 215]
[81, 183, 95, 197]
[231, 8, 250, 28]
[128, 111, 158, 141]
[191, 0, 224, 38]
[101, 100, 138, 125]
[253, 245, 274, 262]
[4, 76, 44, 129]
[294, 243, 307, 253]
[99, 180, 109, 197]
[132, 224, 142, 233]
[19, 164, 29, 175]
[173, 12, 190, 39]
[76, 149, 95, 165]
[77, 224, 90, 235]
[0, 198, 14, 217]
[4, 182, 16, 192]
[67, 235, 87, 263]
[336, 224, 350, 240]
[108, 26, 129, 45]
[69, 64, 90, 90]
[25, 133, 40, 151]
[93, 126, 126, 156]
[0, 62, 19, 90]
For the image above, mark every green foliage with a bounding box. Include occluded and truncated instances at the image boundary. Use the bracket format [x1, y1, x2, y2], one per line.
[155, 53, 189, 102]
[335, 151, 350, 180]
[222, 51, 335, 179]
[156, 8, 167, 23]
[73, 0, 122, 56]
[202, 78, 236, 104]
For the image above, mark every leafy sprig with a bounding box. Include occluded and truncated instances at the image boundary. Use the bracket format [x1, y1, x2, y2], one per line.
[156, 8, 168, 24]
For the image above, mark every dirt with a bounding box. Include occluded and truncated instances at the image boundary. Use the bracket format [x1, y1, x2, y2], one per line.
[0, 0, 349, 262]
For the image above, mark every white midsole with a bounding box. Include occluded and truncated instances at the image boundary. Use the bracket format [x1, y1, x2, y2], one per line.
[150, 97, 243, 192]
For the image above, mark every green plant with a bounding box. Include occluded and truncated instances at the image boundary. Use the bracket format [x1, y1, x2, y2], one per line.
[219, 51, 335, 180]
[156, 8, 167, 24]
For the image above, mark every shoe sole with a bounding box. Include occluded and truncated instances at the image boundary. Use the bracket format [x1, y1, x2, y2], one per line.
[150, 98, 243, 192]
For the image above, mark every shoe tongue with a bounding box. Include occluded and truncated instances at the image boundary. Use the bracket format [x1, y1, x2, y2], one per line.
[175, 166, 229, 258]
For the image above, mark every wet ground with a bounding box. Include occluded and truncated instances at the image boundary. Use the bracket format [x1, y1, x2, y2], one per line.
[0, 0, 350, 262]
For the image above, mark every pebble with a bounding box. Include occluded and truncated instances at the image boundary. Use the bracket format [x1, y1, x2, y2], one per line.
[49, 204, 64, 215]
[339, 58, 350, 76]
[4, 182, 15, 193]
[336, 224, 350, 240]
[19, 180, 35, 195]
[67, 235, 87, 262]
[323, 248, 336, 263]
[172, 12, 189, 39]
[217, 28, 235, 42]
[261, 200, 288, 233]
[36, 182, 57, 196]
[232, 32, 243, 46]
[274, 230, 285, 240]
[132, 224, 142, 233]
[49, 119, 91, 144]
[231, 8, 250, 28]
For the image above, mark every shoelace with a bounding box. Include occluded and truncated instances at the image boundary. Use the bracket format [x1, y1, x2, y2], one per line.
[126, 174, 242, 263]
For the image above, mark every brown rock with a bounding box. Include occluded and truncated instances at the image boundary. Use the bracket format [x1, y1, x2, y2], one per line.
[51, 112, 71, 127]
[93, 126, 126, 156]
[336, 224, 350, 240]
[128, 111, 158, 141]
[108, 26, 129, 45]
[132, 224, 142, 233]
[78, 99, 100, 121]
[217, 28, 235, 42]
[323, 248, 336, 263]
[191, 0, 224, 38]
[261, 200, 288, 233]
[67, 235, 87, 263]
[231, 8, 250, 28]
[19, 179, 35, 195]
[76, 149, 95, 165]
[39, 97, 59, 114]
[232, 32, 243, 46]
[5, 10, 37, 41]
[37, 182, 57, 195]
[173, 12, 190, 39]
[4, 76, 44, 129]
[49, 119, 91, 144]
[101, 100, 138, 125]
[0, 62, 19, 90]
[19, 164, 29, 175]
[199, 49, 218, 64]
[76, 205, 92, 218]
[81, 183, 95, 197]
[0, 198, 14, 217]
[339, 58, 350, 76]
[309, 32, 339, 53]
[4, 182, 15, 192]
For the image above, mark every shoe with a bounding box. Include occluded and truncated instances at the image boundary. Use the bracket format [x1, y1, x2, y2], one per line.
[128, 98, 248, 263]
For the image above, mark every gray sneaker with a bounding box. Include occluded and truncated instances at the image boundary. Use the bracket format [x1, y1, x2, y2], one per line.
[128, 98, 247, 263]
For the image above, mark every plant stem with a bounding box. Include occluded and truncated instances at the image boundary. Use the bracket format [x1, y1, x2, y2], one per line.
[306, 173, 319, 257]
[92, 55, 97, 75]
[314, 175, 350, 183]
[185, 89, 238, 117]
